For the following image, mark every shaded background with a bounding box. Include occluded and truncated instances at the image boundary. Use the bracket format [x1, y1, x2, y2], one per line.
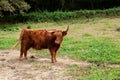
[25, 0, 120, 11]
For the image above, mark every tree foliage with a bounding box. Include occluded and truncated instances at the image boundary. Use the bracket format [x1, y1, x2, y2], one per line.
[25, 0, 120, 11]
[0, 0, 120, 16]
[0, 0, 30, 16]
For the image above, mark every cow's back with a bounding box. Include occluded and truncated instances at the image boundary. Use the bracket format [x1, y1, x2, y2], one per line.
[21, 29, 49, 50]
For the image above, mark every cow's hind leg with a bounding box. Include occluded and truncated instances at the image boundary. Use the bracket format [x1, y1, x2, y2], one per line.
[20, 48, 24, 60]
[24, 47, 30, 59]
[20, 49, 28, 60]
[20, 45, 29, 60]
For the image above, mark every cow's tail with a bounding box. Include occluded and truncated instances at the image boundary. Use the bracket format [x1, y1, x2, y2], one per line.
[12, 40, 20, 50]
[11, 29, 25, 50]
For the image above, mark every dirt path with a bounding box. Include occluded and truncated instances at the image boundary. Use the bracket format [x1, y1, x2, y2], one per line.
[0, 50, 119, 80]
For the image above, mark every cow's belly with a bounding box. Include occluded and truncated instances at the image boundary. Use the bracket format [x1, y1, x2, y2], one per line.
[32, 44, 48, 50]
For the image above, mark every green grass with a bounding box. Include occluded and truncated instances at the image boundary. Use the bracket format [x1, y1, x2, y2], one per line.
[67, 64, 120, 80]
[82, 33, 92, 37]
[60, 37, 120, 64]
[0, 37, 17, 49]
[3, 35, 119, 64]
[0, 31, 120, 64]
[0, 17, 120, 80]
[83, 66, 120, 80]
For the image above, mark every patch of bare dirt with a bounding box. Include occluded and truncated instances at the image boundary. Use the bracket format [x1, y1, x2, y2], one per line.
[0, 50, 119, 80]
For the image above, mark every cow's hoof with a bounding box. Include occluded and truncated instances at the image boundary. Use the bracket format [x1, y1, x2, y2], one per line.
[25, 58, 28, 60]
[19, 58, 23, 61]
[55, 60, 57, 62]
[51, 61, 56, 63]
[51, 61, 54, 63]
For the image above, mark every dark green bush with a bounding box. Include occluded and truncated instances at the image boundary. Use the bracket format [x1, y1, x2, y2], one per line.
[1, 7, 120, 23]
[0, 25, 19, 31]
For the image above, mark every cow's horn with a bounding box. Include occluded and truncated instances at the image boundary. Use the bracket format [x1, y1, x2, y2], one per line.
[66, 25, 69, 32]
[47, 29, 56, 32]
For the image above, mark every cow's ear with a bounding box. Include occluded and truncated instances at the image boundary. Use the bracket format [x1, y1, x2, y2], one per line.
[62, 31, 67, 36]
[62, 25, 69, 36]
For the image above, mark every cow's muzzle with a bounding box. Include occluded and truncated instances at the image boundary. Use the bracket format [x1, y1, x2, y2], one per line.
[55, 40, 62, 45]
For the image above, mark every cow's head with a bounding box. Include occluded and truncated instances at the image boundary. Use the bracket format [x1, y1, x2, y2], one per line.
[50, 26, 69, 45]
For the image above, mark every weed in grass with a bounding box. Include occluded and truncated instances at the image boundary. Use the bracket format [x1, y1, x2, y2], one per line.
[34, 64, 52, 71]
[82, 33, 92, 37]
[0, 64, 6, 68]
[104, 23, 113, 29]
[7, 59, 15, 64]
[22, 72, 34, 79]
[29, 59, 35, 63]
[116, 27, 120, 32]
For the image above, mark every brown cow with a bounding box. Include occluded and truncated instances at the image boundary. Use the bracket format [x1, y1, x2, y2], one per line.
[12, 26, 69, 63]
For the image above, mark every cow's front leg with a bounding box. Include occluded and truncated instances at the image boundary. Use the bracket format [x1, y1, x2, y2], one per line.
[54, 53, 57, 62]
[49, 49, 56, 63]
[24, 50, 28, 60]
[54, 48, 59, 62]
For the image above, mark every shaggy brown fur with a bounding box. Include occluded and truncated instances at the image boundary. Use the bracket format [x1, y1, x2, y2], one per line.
[12, 26, 69, 63]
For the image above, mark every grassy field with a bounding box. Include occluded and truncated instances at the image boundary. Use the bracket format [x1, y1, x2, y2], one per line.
[0, 17, 120, 80]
